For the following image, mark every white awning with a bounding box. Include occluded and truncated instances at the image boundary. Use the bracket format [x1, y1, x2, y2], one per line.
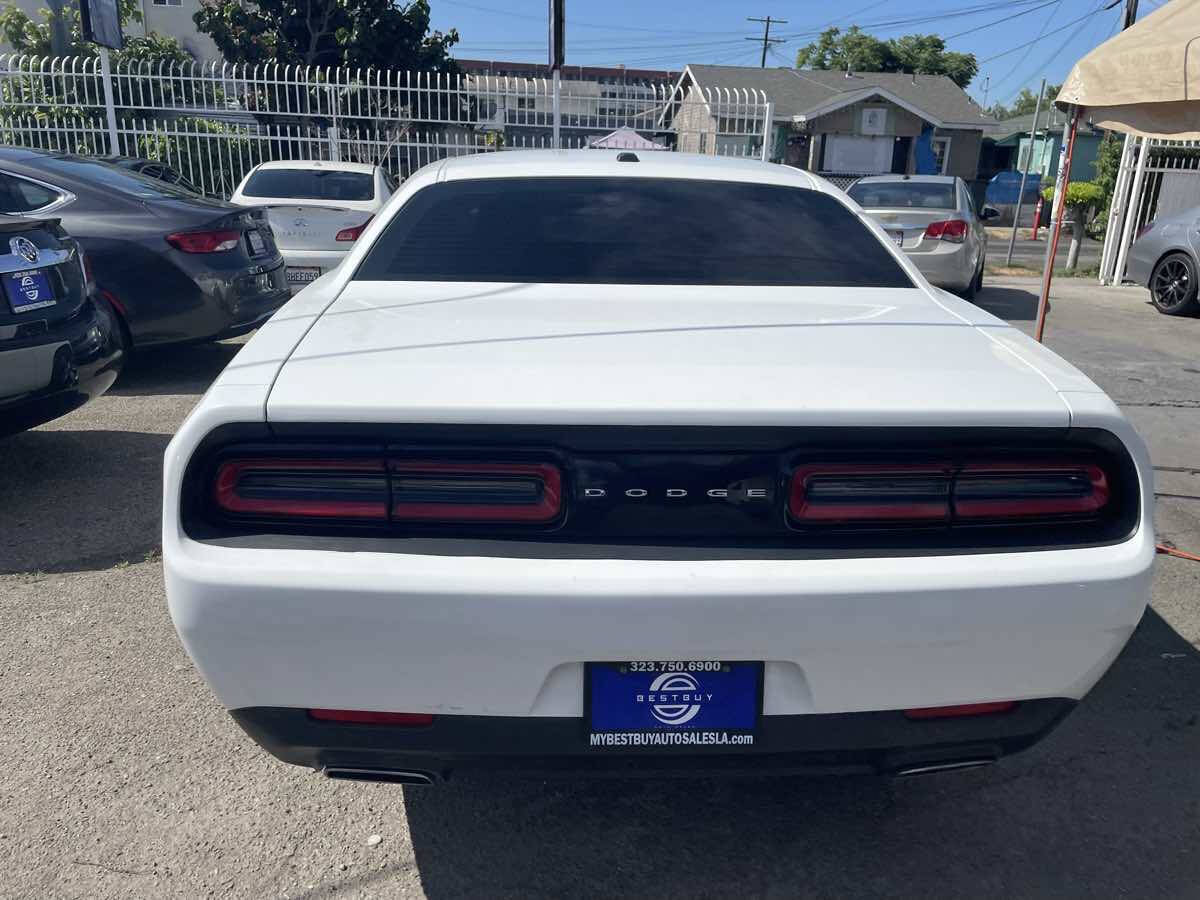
[1055, 0, 1200, 138]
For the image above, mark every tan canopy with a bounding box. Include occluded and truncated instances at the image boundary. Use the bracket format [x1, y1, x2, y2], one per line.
[1055, 0, 1200, 138]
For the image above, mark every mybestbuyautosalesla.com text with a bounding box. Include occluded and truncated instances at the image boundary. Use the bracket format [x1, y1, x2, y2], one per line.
[589, 731, 754, 747]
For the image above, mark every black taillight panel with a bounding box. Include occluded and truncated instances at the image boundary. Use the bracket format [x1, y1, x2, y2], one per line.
[181, 425, 1140, 553]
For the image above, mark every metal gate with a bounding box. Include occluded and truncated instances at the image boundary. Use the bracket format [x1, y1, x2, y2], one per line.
[0, 55, 771, 199]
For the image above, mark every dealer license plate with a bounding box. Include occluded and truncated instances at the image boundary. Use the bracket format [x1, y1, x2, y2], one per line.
[891, 230, 905, 247]
[247, 229, 267, 256]
[3, 268, 55, 314]
[586, 661, 761, 750]
[285, 266, 321, 284]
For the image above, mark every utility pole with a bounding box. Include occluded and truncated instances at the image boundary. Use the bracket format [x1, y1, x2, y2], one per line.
[981, 76, 990, 110]
[746, 16, 787, 68]
[1006, 78, 1045, 266]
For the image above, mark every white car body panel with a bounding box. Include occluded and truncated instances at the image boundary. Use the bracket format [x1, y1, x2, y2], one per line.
[164, 151, 1154, 773]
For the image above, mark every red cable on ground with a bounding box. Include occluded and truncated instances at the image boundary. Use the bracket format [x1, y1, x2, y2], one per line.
[1156, 543, 1200, 563]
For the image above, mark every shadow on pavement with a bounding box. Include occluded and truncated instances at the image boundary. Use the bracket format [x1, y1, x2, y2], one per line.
[109, 340, 243, 398]
[0, 428, 170, 574]
[400, 608, 1200, 898]
[975, 284, 1040, 321]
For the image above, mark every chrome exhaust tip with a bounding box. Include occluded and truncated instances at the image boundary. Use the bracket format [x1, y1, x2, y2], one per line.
[322, 767, 437, 785]
[891, 758, 995, 777]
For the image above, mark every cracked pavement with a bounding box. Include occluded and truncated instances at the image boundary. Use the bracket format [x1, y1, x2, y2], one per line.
[1, 276, 1198, 898]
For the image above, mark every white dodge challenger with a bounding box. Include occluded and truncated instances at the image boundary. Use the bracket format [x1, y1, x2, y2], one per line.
[164, 151, 1154, 783]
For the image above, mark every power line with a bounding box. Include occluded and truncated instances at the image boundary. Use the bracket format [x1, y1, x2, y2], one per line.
[437, 0, 753, 36]
[746, 15, 788, 68]
[984, 0, 1064, 97]
[978, 1, 1118, 63]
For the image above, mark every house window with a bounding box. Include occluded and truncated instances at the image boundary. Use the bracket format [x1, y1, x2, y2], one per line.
[699, 132, 708, 154]
[931, 137, 952, 174]
[152, 0, 183, 6]
[515, 97, 535, 110]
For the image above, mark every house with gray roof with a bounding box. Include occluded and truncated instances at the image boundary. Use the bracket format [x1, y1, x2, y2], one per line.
[668, 64, 997, 185]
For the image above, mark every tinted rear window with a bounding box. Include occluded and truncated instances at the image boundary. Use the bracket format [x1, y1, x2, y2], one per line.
[355, 177, 912, 287]
[847, 181, 957, 210]
[37, 157, 198, 200]
[242, 169, 374, 201]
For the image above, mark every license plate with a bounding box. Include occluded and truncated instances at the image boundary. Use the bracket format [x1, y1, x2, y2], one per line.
[4, 268, 55, 313]
[247, 230, 267, 255]
[891, 230, 905, 247]
[586, 661, 761, 750]
[285, 266, 320, 284]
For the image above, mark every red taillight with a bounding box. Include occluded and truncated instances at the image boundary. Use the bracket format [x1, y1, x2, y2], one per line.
[789, 464, 952, 523]
[336, 216, 373, 242]
[788, 460, 1110, 525]
[390, 461, 562, 523]
[904, 701, 1017, 720]
[213, 458, 389, 519]
[924, 219, 968, 243]
[953, 463, 1109, 519]
[166, 229, 241, 253]
[211, 457, 563, 524]
[309, 709, 434, 726]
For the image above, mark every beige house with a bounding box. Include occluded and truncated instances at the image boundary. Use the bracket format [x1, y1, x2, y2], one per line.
[669, 64, 997, 184]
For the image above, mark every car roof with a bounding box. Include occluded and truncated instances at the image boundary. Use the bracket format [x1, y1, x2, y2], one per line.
[252, 160, 379, 174]
[853, 174, 958, 185]
[436, 150, 822, 188]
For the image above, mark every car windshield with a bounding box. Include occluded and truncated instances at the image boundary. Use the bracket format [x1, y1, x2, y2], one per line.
[847, 181, 957, 210]
[37, 157, 201, 200]
[241, 169, 375, 201]
[355, 177, 913, 287]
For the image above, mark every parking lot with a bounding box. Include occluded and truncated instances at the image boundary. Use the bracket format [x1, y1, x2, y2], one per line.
[2, 274, 1199, 899]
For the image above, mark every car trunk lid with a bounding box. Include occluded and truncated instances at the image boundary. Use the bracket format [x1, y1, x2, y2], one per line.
[862, 207, 958, 250]
[259, 204, 373, 254]
[265, 283, 1070, 428]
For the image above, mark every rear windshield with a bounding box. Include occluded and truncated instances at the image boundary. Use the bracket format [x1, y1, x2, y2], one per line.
[355, 177, 912, 287]
[241, 169, 375, 201]
[37, 157, 198, 200]
[847, 181, 957, 210]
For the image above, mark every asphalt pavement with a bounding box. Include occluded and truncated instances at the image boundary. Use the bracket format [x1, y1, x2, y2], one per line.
[2, 277, 1199, 899]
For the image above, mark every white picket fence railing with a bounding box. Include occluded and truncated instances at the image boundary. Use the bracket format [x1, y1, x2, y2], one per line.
[0, 54, 772, 198]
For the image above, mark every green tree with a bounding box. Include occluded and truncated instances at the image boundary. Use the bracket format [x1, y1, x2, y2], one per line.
[987, 83, 1060, 121]
[193, 0, 459, 71]
[1042, 181, 1104, 271]
[795, 26, 978, 89]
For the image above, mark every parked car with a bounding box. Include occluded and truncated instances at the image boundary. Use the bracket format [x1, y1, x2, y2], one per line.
[164, 151, 1152, 784]
[97, 155, 203, 195]
[229, 161, 395, 292]
[0, 148, 291, 348]
[1125, 208, 1200, 315]
[983, 170, 1045, 227]
[0, 212, 123, 434]
[846, 174, 999, 299]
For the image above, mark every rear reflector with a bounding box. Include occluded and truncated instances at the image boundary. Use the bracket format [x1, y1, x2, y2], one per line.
[214, 458, 388, 519]
[904, 701, 1017, 720]
[309, 709, 434, 726]
[789, 461, 1110, 525]
[166, 229, 241, 253]
[924, 219, 968, 243]
[336, 217, 373, 242]
[390, 461, 562, 523]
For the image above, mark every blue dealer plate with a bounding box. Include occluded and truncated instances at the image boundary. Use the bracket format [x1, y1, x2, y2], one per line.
[4, 268, 55, 314]
[587, 661, 761, 749]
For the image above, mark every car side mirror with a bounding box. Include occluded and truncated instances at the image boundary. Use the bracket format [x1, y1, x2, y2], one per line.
[980, 205, 1001, 221]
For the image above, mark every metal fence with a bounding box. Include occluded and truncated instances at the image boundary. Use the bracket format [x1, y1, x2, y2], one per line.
[0, 54, 771, 198]
[1100, 135, 1200, 285]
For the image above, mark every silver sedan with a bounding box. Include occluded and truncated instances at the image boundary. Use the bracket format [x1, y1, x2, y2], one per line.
[1125, 206, 1200, 315]
[847, 175, 998, 299]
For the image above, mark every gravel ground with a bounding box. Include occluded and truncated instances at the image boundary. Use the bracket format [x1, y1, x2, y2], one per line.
[2, 277, 1199, 898]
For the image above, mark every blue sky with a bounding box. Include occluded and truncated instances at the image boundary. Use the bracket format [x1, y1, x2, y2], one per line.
[428, 0, 1170, 108]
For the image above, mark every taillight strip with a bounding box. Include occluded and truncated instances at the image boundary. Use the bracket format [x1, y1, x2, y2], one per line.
[390, 461, 562, 523]
[790, 464, 952, 523]
[214, 458, 389, 519]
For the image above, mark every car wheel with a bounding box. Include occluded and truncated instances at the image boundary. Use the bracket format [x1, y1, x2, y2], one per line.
[1150, 252, 1200, 316]
[98, 290, 133, 357]
[958, 262, 981, 301]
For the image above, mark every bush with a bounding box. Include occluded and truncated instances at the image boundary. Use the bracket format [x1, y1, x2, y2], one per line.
[1041, 181, 1104, 208]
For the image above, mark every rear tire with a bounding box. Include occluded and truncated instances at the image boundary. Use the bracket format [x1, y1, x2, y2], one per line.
[1150, 252, 1200, 316]
[958, 261, 982, 301]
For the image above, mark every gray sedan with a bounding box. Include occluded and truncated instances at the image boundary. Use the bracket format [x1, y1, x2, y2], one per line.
[1125, 207, 1200, 315]
[846, 175, 998, 299]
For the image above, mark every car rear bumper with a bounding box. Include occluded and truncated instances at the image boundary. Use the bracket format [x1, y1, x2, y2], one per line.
[909, 242, 978, 291]
[231, 699, 1077, 780]
[0, 299, 123, 434]
[165, 523, 1154, 730]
